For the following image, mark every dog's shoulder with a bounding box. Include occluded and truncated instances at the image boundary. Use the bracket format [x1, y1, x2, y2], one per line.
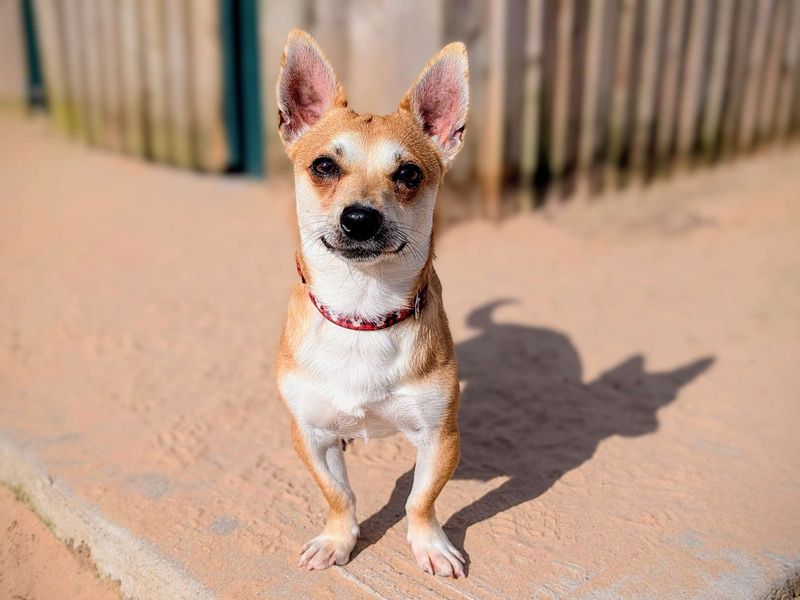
[276, 283, 313, 378]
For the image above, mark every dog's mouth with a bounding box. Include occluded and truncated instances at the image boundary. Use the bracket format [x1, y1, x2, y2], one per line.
[320, 235, 407, 262]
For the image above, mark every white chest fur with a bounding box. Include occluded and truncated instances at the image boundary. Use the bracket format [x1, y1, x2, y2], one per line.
[286, 310, 410, 426]
[280, 310, 447, 441]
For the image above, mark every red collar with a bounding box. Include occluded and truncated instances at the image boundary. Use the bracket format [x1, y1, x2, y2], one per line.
[296, 255, 428, 331]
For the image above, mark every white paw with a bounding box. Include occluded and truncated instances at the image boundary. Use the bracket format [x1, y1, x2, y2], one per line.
[298, 533, 357, 570]
[408, 523, 465, 578]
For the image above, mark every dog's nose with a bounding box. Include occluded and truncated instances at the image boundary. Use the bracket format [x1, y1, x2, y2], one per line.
[340, 205, 383, 241]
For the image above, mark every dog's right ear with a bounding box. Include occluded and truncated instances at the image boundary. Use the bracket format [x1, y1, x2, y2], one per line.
[276, 29, 346, 147]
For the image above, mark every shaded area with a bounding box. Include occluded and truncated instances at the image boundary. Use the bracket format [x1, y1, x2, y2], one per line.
[355, 300, 713, 569]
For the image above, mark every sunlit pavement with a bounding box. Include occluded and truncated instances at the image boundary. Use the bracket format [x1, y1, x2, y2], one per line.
[2, 112, 799, 599]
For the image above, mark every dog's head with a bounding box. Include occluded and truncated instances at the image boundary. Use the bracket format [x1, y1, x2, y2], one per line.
[277, 29, 468, 266]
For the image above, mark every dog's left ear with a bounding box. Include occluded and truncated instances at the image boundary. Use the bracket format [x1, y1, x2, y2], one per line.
[399, 43, 469, 165]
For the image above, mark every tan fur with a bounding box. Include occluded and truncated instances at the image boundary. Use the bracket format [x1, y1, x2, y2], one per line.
[407, 421, 461, 524]
[287, 108, 445, 214]
[275, 283, 311, 379]
[290, 418, 353, 531]
[275, 29, 468, 577]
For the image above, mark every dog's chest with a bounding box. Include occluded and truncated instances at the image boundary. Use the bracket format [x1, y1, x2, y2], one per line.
[289, 314, 416, 428]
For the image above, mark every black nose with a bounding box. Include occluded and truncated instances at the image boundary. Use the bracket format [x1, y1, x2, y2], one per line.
[340, 205, 383, 241]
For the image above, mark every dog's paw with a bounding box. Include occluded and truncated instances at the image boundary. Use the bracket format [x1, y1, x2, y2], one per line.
[298, 534, 357, 570]
[407, 523, 465, 578]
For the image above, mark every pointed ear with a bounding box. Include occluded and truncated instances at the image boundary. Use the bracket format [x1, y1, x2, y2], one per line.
[276, 29, 346, 146]
[399, 42, 469, 165]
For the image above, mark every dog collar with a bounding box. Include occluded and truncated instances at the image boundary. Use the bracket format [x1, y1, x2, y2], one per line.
[296, 255, 428, 331]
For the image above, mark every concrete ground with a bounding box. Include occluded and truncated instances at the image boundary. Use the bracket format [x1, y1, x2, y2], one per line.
[0, 484, 120, 600]
[1, 112, 799, 600]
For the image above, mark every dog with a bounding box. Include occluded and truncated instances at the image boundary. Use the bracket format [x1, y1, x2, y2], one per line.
[275, 29, 469, 578]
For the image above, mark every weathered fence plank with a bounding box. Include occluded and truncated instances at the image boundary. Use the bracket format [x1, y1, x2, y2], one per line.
[62, 0, 89, 139]
[587, 0, 618, 193]
[164, 0, 193, 167]
[119, 0, 146, 156]
[480, 0, 506, 217]
[0, 0, 26, 109]
[444, 0, 487, 190]
[606, 0, 640, 187]
[630, 0, 664, 179]
[533, 0, 559, 197]
[519, 0, 544, 207]
[190, 0, 228, 172]
[33, 0, 69, 129]
[786, 0, 800, 134]
[699, 0, 735, 161]
[738, 0, 776, 150]
[757, 0, 791, 144]
[776, 0, 800, 137]
[676, 0, 712, 163]
[718, 0, 757, 158]
[549, 0, 576, 189]
[98, 0, 123, 151]
[81, 0, 104, 145]
[142, 0, 172, 163]
[310, 0, 349, 85]
[577, 0, 608, 194]
[259, 0, 310, 174]
[650, 0, 689, 178]
[503, 0, 528, 188]
[561, 0, 589, 197]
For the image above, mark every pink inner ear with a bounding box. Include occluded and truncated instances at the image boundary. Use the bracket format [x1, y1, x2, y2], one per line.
[414, 57, 467, 152]
[280, 44, 337, 139]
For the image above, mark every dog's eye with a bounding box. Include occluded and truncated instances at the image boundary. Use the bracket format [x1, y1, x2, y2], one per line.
[394, 163, 423, 188]
[310, 157, 339, 178]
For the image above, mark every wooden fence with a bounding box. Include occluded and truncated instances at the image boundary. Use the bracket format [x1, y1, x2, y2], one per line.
[3, 0, 800, 215]
[0, 0, 28, 109]
[24, 0, 230, 171]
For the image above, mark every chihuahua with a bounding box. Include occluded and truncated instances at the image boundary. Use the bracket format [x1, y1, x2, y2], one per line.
[275, 29, 468, 578]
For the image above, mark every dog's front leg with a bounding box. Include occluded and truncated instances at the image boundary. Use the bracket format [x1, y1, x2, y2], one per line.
[405, 422, 465, 578]
[291, 419, 359, 569]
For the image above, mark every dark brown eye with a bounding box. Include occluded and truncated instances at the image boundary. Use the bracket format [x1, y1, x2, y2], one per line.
[394, 163, 423, 188]
[310, 157, 339, 178]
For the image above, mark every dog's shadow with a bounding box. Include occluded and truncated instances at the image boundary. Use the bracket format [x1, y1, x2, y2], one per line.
[353, 300, 714, 571]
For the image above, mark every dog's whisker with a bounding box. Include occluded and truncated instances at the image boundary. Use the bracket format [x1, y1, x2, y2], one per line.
[393, 224, 427, 238]
[403, 238, 426, 262]
[336, 262, 356, 293]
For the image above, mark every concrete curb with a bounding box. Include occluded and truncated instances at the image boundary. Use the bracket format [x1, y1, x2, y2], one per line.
[0, 435, 214, 600]
[765, 570, 800, 600]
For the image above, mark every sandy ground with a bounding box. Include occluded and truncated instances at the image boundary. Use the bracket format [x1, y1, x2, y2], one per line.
[1, 112, 800, 599]
[0, 484, 119, 600]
